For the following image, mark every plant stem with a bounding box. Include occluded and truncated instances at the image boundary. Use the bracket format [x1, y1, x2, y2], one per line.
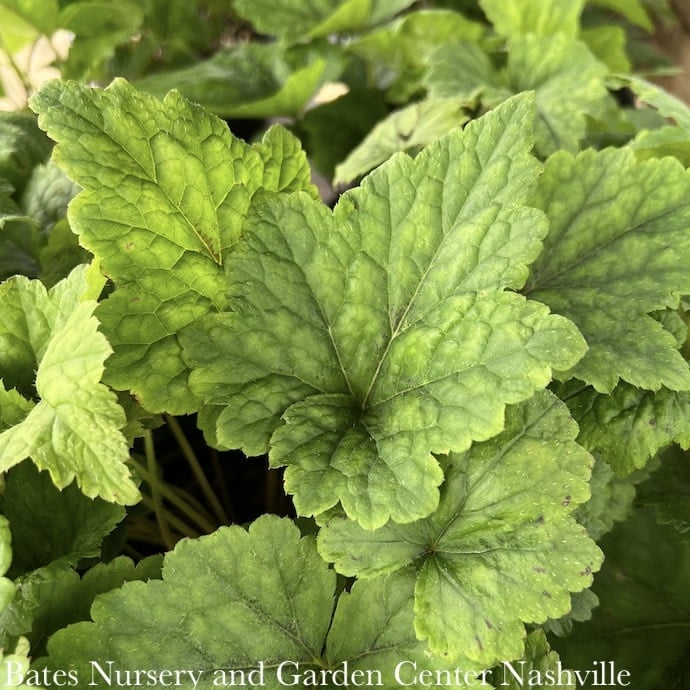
[165, 414, 230, 525]
[130, 455, 217, 534]
[144, 430, 175, 550]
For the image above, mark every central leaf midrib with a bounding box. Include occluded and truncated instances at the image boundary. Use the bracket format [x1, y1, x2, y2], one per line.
[358, 189, 507, 411]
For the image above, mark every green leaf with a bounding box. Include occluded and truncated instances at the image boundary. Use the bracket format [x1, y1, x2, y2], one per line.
[580, 26, 630, 73]
[505, 35, 610, 155]
[553, 508, 690, 689]
[635, 445, 690, 543]
[299, 88, 390, 179]
[136, 42, 336, 119]
[490, 630, 576, 689]
[0, 556, 162, 658]
[0, 266, 138, 504]
[0, 516, 14, 614]
[560, 380, 690, 474]
[233, 0, 415, 43]
[334, 96, 470, 185]
[0, 382, 33, 431]
[182, 94, 586, 528]
[44, 516, 450, 690]
[630, 126, 690, 167]
[0, 638, 38, 690]
[0, 0, 58, 36]
[58, 1, 144, 81]
[350, 9, 485, 102]
[0, 182, 41, 280]
[30, 78, 316, 414]
[426, 36, 611, 156]
[524, 148, 690, 392]
[479, 0, 585, 38]
[572, 456, 637, 539]
[20, 161, 78, 234]
[588, 0, 653, 30]
[0, 461, 125, 578]
[611, 73, 690, 130]
[318, 391, 601, 666]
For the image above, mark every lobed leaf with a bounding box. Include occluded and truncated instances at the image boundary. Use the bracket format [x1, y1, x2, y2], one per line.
[44, 516, 458, 690]
[30, 78, 316, 414]
[333, 96, 470, 185]
[0, 462, 125, 578]
[560, 380, 690, 474]
[182, 94, 586, 528]
[525, 147, 690, 392]
[479, 0, 585, 39]
[0, 265, 138, 504]
[317, 391, 601, 666]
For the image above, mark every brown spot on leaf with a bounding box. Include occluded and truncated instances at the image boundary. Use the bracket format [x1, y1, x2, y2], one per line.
[562, 495, 571, 507]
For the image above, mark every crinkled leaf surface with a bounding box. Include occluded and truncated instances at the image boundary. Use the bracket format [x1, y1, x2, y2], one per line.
[0, 265, 138, 504]
[524, 147, 690, 392]
[0, 556, 162, 657]
[182, 94, 586, 529]
[559, 380, 690, 474]
[44, 516, 454, 690]
[333, 96, 470, 185]
[30, 78, 316, 414]
[0, 461, 125, 578]
[318, 391, 601, 666]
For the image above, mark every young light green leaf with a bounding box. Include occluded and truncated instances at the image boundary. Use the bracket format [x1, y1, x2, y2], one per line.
[0, 266, 138, 504]
[479, 0, 585, 38]
[0, 637, 39, 690]
[0, 516, 14, 614]
[560, 380, 690, 474]
[44, 516, 453, 690]
[317, 391, 601, 666]
[30, 78, 317, 414]
[334, 97, 470, 185]
[0, 461, 125, 577]
[524, 147, 690, 392]
[182, 94, 586, 528]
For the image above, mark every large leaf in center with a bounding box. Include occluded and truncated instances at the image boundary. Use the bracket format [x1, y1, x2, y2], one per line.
[181, 94, 586, 529]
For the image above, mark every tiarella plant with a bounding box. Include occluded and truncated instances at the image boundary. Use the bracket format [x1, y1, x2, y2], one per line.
[1, 0, 690, 688]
